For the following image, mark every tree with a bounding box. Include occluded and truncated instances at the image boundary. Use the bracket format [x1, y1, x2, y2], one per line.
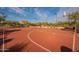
[0, 12, 6, 22]
[0, 16, 5, 21]
[66, 11, 79, 52]
[0, 16, 6, 27]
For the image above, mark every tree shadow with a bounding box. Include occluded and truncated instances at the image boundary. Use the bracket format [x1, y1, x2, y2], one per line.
[0, 32, 3, 35]
[0, 29, 20, 35]
[0, 38, 13, 45]
[0, 38, 13, 52]
[61, 46, 72, 52]
[0, 38, 3, 45]
[5, 29, 20, 34]
[76, 50, 79, 52]
[5, 42, 29, 52]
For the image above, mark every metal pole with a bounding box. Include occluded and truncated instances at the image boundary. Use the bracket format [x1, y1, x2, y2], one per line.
[2, 25, 5, 52]
[55, 14, 57, 28]
[56, 15, 58, 23]
[72, 19, 77, 52]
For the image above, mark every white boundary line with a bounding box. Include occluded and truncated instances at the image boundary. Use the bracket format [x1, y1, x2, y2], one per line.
[27, 29, 52, 52]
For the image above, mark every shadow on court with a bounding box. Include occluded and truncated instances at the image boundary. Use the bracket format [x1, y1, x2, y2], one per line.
[0, 29, 20, 35]
[0, 38, 13, 45]
[3, 29, 20, 35]
[60, 46, 72, 52]
[5, 42, 29, 52]
[0, 38, 13, 52]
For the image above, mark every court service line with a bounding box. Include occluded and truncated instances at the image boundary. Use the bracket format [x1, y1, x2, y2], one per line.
[27, 30, 52, 52]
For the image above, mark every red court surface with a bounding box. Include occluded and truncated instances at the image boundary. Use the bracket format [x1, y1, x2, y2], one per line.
[0, 27, 79, 52]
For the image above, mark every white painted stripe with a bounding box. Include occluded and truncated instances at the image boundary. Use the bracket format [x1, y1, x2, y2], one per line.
[27, 30, 52, 52]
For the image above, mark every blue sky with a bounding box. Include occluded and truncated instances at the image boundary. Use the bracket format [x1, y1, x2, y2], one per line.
[0, 7, 79, 23]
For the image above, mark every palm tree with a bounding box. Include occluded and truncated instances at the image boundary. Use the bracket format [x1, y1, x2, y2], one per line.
[64, 11, 79, 52]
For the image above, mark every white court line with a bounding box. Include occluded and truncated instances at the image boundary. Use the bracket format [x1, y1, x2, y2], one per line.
[27, 29, 52, 52]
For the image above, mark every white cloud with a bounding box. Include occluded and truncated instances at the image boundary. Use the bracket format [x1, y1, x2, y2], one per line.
[34, 8, 48, 22]
[9, 7, 79, 22]
[10, 7, 27, 16]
